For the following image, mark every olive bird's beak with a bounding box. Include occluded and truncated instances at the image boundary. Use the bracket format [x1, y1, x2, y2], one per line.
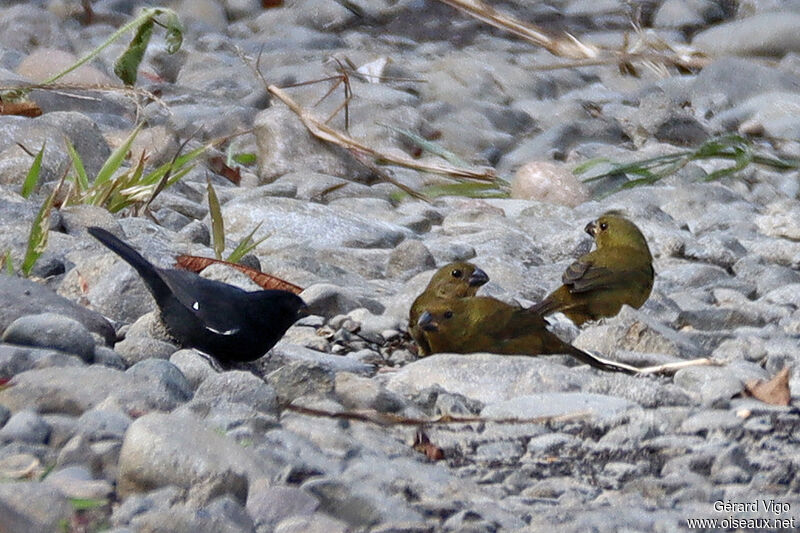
[468, 267, 489, 287]
[584, 220, 597, 237]
[417, 311, 438, 332]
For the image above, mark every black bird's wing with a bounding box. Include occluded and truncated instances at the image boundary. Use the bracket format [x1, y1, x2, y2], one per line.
[158, 269, 252, 336]
[89, 226, 249, 336]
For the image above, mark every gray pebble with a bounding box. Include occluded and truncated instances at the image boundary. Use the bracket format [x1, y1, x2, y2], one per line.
[0, 410, 51, 444]
[3, 312, 96, 362]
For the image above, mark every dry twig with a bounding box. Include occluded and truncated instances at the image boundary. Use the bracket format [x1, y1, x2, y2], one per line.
[267, 84, 497, 199]
[436, 0, 711, 72]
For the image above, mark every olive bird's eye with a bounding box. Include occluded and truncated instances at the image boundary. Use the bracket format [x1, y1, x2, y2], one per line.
[451, 269, 463, 278]
[600, 222, 608, 231]
[444, 311, 454, 319]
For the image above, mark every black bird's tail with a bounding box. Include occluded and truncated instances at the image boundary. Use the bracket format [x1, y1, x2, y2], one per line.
[87, 226, 171, 301]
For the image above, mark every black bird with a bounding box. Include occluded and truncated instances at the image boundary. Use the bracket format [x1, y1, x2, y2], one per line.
[88, 226, 308, 364]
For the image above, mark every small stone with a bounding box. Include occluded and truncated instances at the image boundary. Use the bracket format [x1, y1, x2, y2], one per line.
[194, 371, 277, 415]
[266, 360, 335, 405]
[126, 359, 193, 403]
[169, 349, 217, 389]
[386, 240, 435, 279]
[0, 409, 51, 444]
[3, 313, 96, 363]
[246, 480, 320, 532]
[511, 161, 589, 207]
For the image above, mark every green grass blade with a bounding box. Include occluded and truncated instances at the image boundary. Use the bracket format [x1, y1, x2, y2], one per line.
[141, 144, 207, 186]
[422, 181, 508, 199]
[68, 498, 108, 511]
[22, 183, 59, 276]
[207, 179, 224, 259]
[1, 250, 12, 274]
[381, 123, 470, 167]
[227, 222, 265, 264]
[64, 138, 89, 192]
[20, 142, 45, 199]
[94, 123, 143, 188]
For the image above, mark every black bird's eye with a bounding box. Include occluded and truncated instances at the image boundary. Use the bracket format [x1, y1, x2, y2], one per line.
[444, 310, 454, 319]
[451, 269, 463, 278]
[600, 222, 608, 231]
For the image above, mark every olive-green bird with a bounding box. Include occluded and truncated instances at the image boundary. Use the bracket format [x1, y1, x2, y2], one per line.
[417, 296, 635, 374]
[409, 262, 489, 356]
[530, 212, 654, 325]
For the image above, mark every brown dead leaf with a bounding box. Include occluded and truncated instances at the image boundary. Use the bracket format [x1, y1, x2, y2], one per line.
[262, 0, 282, 6]
[0, 99, 42, 117]
[208, 155, 242, 185]
[413, 429, 444, 461]
[744, 367, 791, 406]
[78, 270, 90, 295]
[175, 254, 303, 295]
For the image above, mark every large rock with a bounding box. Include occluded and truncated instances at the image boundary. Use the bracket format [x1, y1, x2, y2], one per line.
[0, 275, 115, 345]
[254, 106, 373, 183]
[692, 12, 800, 57]
[384, 353, 593, 404]
[0, 481, 72, 533]
[0, 365, 190, 415]
[481, 392, 637, 420]
[118, 412, 272, 501]
[221, 195, 407, 251]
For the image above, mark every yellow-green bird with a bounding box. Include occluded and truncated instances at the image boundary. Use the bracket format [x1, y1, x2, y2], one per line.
[409, 262, 489, 356]
[417, 296, 635, 374]
[530, 212, 654, 325]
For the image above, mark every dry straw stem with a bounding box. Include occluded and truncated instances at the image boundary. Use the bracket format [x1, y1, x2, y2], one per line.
[0, 82, 170, 115]
[589, 355, 718, 376]
[286, 403, 591, 427]
[437, 0, 711, 71]
[267, 84, 497, 197]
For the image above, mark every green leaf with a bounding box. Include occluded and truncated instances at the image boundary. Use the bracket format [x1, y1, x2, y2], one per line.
[207, 180, 224, 260]
[20, 142, 45, 199]
[64, 138, 89, 192]
[161, 10, 184, 54]
[113, 18, 154, 85]
[232, 153, 257, 165]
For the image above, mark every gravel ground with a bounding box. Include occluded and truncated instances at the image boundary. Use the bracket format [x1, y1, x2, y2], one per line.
[1, 1, 800, 531]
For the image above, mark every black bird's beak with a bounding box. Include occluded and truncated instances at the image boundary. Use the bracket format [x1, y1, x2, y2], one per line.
[468, 267, 489, 287]
[585, 220, 597, 237]
[418, 311, 438, 332]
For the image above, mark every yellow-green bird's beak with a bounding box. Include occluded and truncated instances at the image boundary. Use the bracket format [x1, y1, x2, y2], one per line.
[585, 220, 597, 237]
[468, 267, 489, 287]
[418, 311, 438, 332]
